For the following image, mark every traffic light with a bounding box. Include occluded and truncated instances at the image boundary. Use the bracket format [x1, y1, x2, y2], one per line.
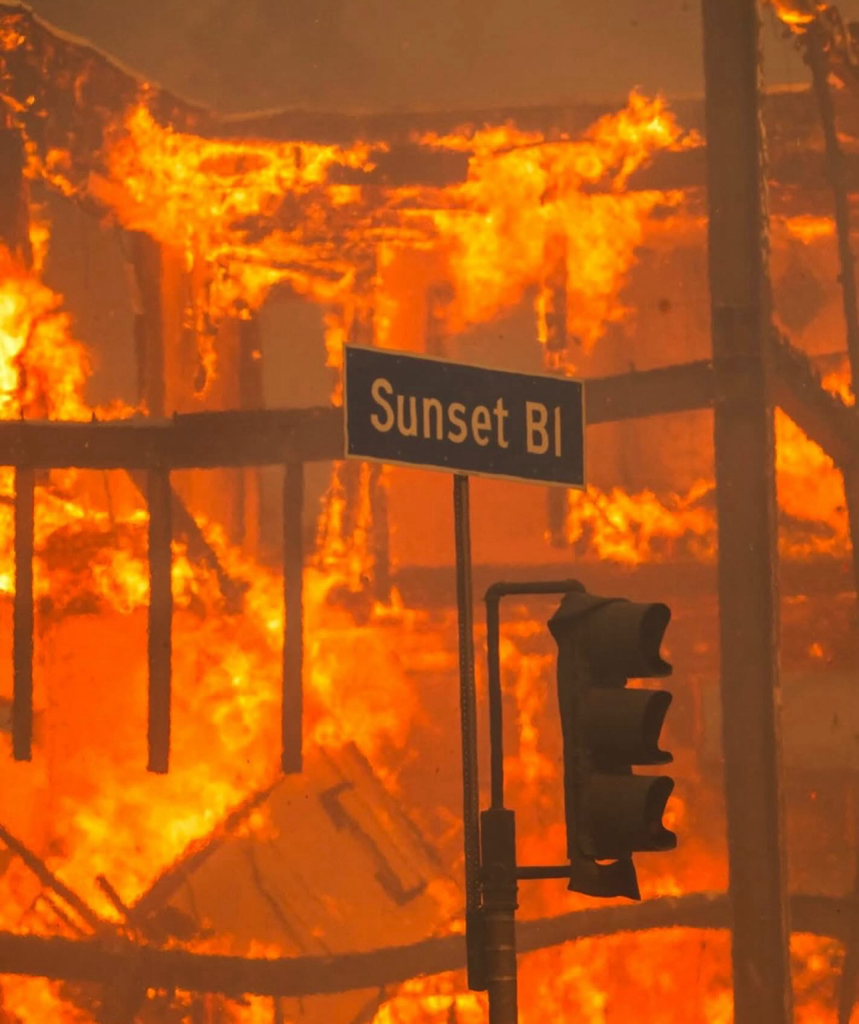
[548, 588, 676, 900]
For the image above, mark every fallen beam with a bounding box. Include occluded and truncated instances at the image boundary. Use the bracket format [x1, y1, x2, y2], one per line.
[0, 892, 849, 998]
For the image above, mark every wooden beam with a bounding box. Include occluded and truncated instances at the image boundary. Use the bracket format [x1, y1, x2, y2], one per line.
[12, 466, 33, 762]
[0, 355, 850, 475]
[0, 892, 849, 998]
[703, 2, 793, 1023]
[281, 463, 304, 775]
[147, 467, 172, 774]
[584, 360, 714, 424]
[0, 364, 715, 472]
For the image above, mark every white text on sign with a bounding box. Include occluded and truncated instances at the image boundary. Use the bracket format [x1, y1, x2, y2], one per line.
[369, 378, 563, 456]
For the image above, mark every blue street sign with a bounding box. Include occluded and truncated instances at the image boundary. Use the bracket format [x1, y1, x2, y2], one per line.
[344, 346, 585, 487]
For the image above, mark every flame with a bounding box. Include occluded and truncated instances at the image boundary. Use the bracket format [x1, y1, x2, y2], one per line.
[424, 92, 698, 362]
[770, 0, 820, 28]
[0, 56, 851, 1023]
[16, 90, 699, 383]
[0, 244, 426, 1023]
[561, 365, 853, 564]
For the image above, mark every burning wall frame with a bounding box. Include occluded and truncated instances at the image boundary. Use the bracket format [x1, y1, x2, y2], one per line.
[1, 0, 859, 1019]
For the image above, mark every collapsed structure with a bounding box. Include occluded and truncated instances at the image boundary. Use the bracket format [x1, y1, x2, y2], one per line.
[0, 1, 857, 1022]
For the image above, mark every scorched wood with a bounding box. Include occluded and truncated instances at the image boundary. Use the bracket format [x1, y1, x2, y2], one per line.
[12, 466, 33, 762]
[703, 2, 793, 1022]
[0, 892, 851, 998]
[281, 462, 304, 774]
[0, 355, 849, 474]
[146, 466, 172, 774]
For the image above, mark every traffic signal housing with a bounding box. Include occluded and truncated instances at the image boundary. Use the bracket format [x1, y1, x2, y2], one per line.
[548, 589, 676, 900]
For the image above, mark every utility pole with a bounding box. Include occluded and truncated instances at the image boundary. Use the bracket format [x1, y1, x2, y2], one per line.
[701, 3, 794, 1023]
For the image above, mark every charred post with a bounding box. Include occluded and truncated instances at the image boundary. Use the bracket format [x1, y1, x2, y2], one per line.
[130, 232, 166, 418]
[282, 462, 304, 774]
[701, 3, 793, 1024]
[12, 466, 34, 761]
[147, 467, 173, 774]
[238, 316, 264, 556]
[802, 20, 859, 1023]
[0, 118, 31, 265]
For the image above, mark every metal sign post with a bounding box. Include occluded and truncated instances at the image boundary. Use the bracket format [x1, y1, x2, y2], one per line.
[343, 344, 587, 1024]
[453, 473, 486, 993]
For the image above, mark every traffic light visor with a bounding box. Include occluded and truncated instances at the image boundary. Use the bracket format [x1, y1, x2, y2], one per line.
[550, 594, 672, 679]
[586, 774, 677, 859]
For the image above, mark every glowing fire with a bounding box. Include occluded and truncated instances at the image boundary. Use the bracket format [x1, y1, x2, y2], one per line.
[769, 0, 820, 28]
[18, 89, 699, 386]
[0, 51, 850, 1023]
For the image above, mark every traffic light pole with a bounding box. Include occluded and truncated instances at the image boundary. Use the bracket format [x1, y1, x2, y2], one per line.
[701, 3, 794, 1023]
[481, 580, 587, 1024]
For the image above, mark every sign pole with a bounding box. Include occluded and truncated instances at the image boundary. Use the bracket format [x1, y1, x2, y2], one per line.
[453, 473, 485, 992]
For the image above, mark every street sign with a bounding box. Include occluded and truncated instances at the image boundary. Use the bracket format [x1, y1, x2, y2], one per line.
[344, 345, 585, 487]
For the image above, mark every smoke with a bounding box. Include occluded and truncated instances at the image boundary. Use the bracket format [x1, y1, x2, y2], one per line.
[21, 0, 708, 113]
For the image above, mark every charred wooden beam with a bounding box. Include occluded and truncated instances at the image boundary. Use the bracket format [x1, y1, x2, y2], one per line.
[238, 317, 264, 555]
[281, 463, 304, 775]
[0, 407, 341, 469]
[147, 467, 172, 774]
[0, 356, 850, 475]
[703, 4, 793, 1024]
[130, 233, 166, 418]
[0, 119, 31, 264]
[0, 821, 104, 933]
[12, 465, 33, 762]
[127, 471, 248, 611]
[584, 360, 715, 424]
[801, 19, 859, 1024]
[0, 892, 851, 998]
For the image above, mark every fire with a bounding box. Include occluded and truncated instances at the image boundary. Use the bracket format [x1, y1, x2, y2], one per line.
[0, 243, 425, 1021]
[0, 35, 851, 1020]
[424, 92, 697, 359]
[769, 0, 820, 28]
[15, 89, 699, 385]
[563, 365, 853, 565]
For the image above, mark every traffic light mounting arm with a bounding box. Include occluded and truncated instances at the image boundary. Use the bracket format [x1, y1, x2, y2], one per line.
[485, 579, 586, 813]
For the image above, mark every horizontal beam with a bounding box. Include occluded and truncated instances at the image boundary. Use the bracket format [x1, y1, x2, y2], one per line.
[0, 351, 852, 474]
[0, 407, 343, 469]
[0, 892, 847, 998]
[584, 359, 714, 424]
[0, 364, 714, 470]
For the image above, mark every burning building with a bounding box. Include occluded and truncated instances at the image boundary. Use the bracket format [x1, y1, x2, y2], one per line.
[0, 0, 856, 1022]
